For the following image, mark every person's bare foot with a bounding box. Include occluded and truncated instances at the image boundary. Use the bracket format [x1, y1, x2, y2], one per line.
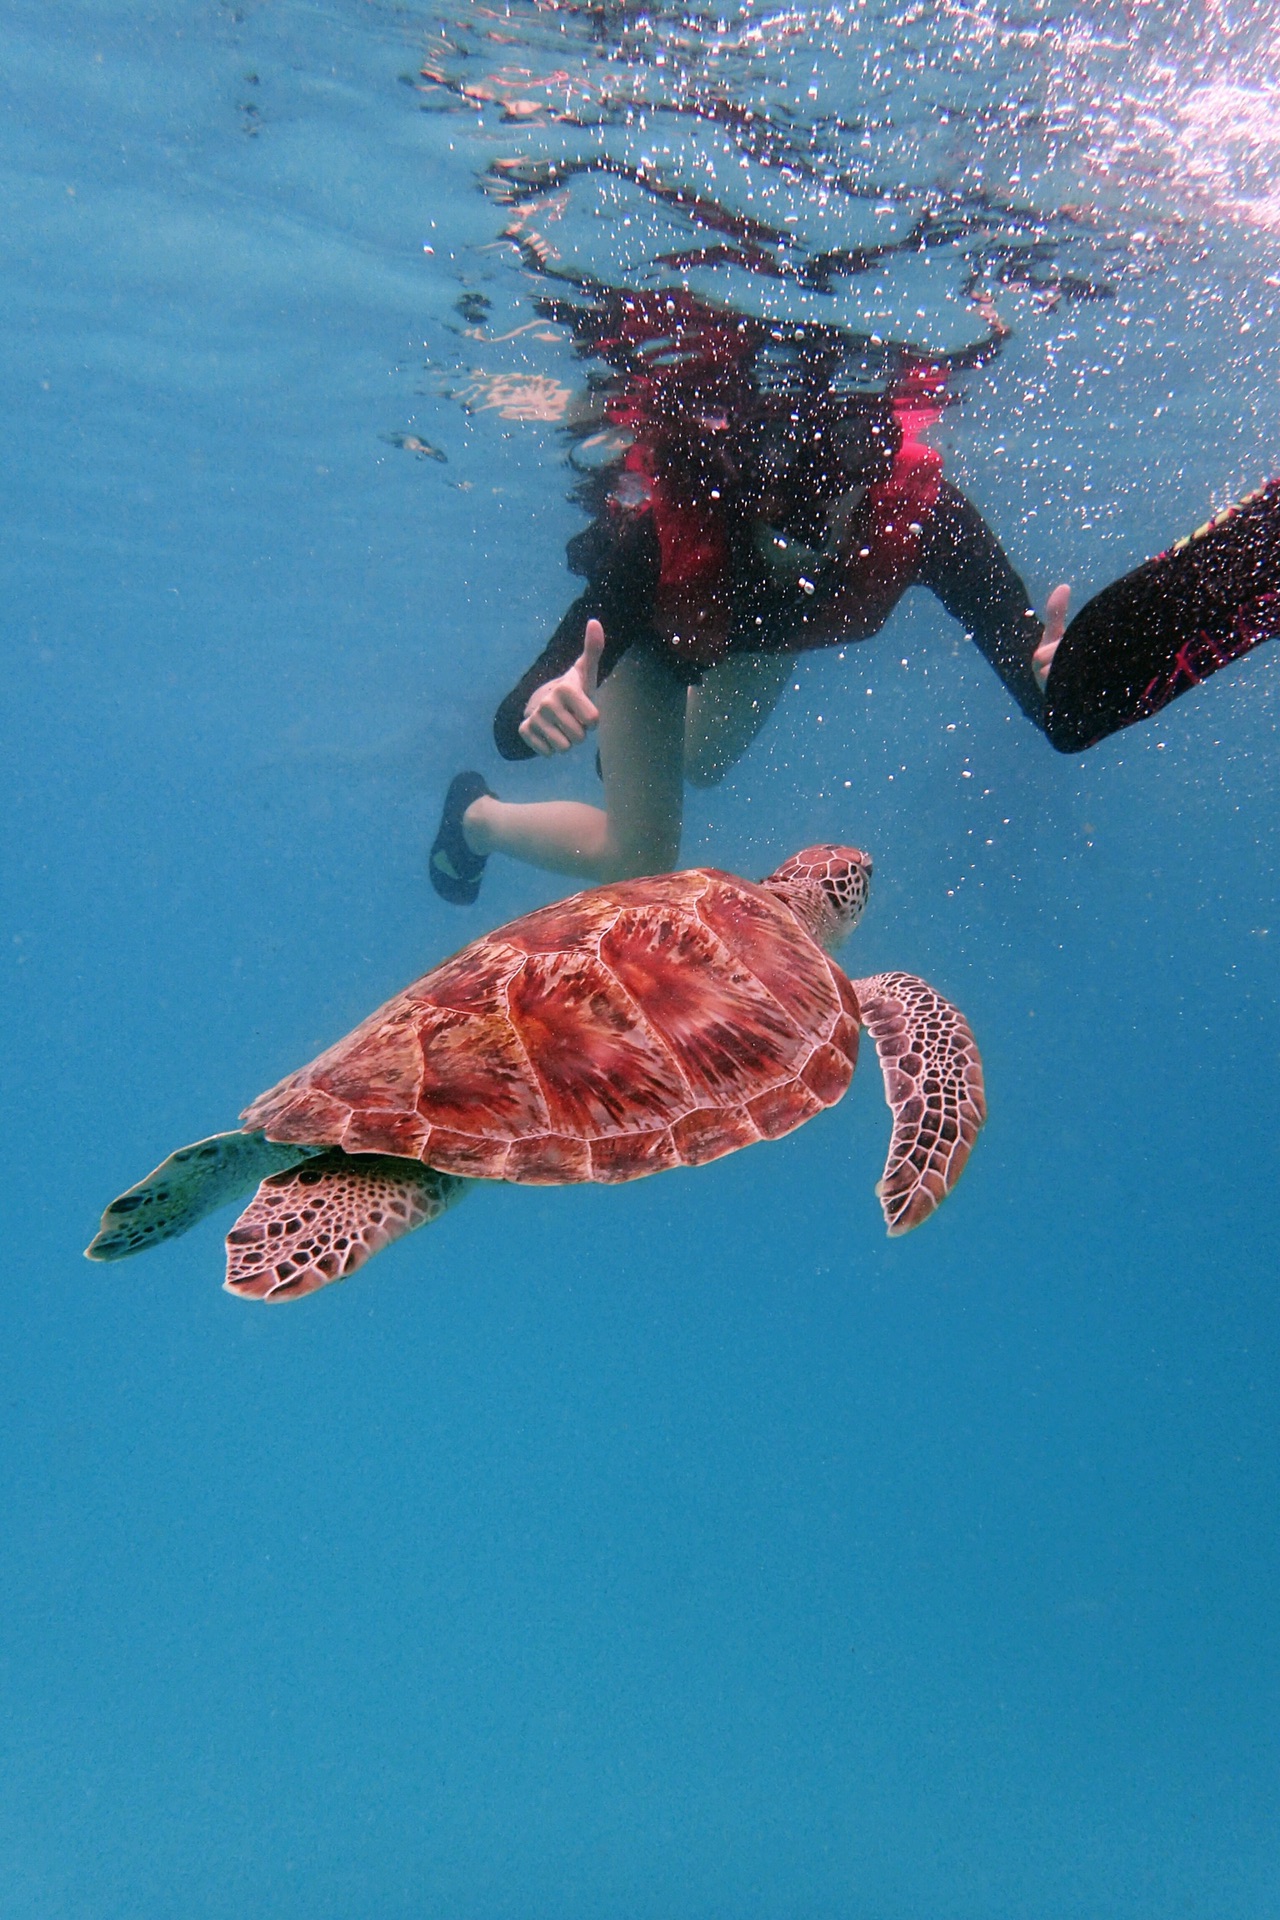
[1033, 583, 1071, 692]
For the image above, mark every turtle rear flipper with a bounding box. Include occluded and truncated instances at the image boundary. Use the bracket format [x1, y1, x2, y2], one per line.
[849, 973, 986, 1235]
[86, 1131, 316, 1263]
[224, 1151, 469, 1302]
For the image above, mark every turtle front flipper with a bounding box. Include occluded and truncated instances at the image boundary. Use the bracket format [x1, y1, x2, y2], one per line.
[224, 1151, 470, 1302]
[86, 1132, 319, 1263]
[848, 973, 986, 1235]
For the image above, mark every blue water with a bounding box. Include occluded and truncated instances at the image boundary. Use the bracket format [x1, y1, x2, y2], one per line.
[4, 2, 1279, 1913]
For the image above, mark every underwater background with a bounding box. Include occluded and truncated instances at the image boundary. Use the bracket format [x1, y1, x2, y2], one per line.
[3, 1, 1279, 1913]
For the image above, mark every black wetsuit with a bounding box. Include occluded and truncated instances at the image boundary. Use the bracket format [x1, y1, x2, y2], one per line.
[495, 478, 1045, 760]
[496, 472, 1280, 758]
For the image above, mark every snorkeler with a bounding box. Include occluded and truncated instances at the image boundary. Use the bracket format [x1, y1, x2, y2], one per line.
[429, 297, 1279, 902]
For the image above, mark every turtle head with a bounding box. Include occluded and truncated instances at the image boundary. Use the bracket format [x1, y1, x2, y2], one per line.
[761, 844, 873, 951]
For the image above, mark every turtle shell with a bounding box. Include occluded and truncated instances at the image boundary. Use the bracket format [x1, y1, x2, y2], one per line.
[241, 869, 860, 1185]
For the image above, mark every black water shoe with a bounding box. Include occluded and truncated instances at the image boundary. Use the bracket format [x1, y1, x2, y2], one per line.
[429, 771, 492, 906]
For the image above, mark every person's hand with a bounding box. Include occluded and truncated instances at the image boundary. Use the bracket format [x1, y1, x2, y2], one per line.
[518, 619, 606, 756]
[1033, 584, 1071, 693]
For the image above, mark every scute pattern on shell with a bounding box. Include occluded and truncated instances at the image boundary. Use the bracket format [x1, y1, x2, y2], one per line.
[241, 870, 856, 1185]
[848, 971, 986, 1234]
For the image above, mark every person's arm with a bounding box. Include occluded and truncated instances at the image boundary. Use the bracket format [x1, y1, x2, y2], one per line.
[493, 597, 615, 760]
[492, 511, 661, 761]
[915, 481, 1051, 723]
[514, 619, 607, 757]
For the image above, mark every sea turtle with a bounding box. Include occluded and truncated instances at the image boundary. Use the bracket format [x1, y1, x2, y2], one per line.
[86, 845, 985, 1300]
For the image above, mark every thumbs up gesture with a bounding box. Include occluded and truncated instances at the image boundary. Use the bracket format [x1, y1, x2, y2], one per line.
[1033, 584, 1071, 693]
[518, 618, 606, 756]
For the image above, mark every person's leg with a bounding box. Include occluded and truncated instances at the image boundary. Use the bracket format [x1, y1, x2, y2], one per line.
[462, 645, 687, 882]
[683, 649, 794, 788]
